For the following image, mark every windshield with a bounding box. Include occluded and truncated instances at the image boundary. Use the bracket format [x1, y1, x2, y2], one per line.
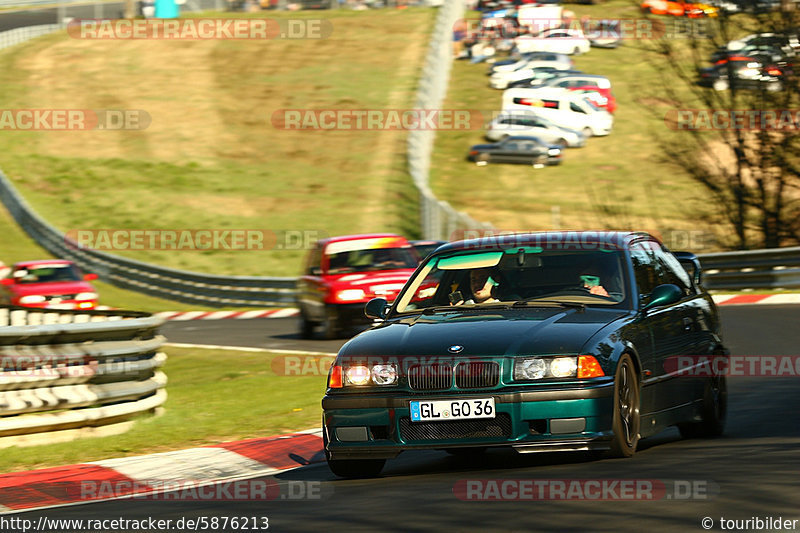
[394, 248, 629, 313]
[13, 264, 82, 284]
[582, 97, 604, 112]
[326, 246, 418, 274]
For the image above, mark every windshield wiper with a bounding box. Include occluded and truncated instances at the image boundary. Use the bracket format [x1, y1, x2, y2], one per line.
[512, 299, 586, 311]
[420, 303, 510, 315]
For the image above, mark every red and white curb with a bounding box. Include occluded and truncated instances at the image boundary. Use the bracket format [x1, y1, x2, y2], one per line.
[712, 293, 800, 305]
[154, 308, 299, 321]
[0, 429, 324, 514]
[116, 294, 800, 323]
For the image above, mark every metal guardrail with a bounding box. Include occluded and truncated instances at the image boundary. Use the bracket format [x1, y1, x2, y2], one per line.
[0, 171, 297, 307]
[698, 247, 800, 291]
[0, 22, 59, 47]
[0, 306, 166, 442]
[407, 0, 493, 240]
[1, 0, 89, 8]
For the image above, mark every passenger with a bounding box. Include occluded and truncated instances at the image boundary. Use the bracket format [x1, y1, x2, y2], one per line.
[579, 269, 609, 297]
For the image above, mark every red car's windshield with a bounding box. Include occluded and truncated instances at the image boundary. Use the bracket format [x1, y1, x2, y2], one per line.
[13, 264, 82, 284]
[326, 247, 418, 274]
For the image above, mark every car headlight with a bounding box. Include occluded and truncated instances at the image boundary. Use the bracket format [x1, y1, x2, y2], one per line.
[75, 292, 98, 301]
[19, 295, 46, 304]
[515, 356, 604, 380]
[336, 289, 366, 302]
[345, 365, 371, 386]
[329, 362, 399, 388]
[514, 357, 547, 380]
[550, 357, 578, 378]
[371, 364, 398, 386]
[547, 148, 561, 156]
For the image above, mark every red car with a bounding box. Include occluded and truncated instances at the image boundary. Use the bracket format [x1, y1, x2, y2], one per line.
[571, 86, 617, 114]
[296, 234, 420, 339]
[0, 260, 99, 310]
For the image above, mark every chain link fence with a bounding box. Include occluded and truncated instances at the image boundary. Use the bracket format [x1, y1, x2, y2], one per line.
[407, 0, 493, 240]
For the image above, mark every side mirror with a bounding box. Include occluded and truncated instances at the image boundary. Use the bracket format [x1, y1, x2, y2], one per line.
[642, 284, 683, 311]
[365, 298, 390, 320]
[0, 278, 14, 286]
[84, 273, 98, 281]
[673, 251, 703, 287]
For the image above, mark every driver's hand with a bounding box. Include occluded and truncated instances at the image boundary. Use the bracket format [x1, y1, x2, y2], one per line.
[589, 285, 609, 297]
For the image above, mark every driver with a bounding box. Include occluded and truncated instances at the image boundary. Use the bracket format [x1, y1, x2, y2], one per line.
[451, 268, 499, 305]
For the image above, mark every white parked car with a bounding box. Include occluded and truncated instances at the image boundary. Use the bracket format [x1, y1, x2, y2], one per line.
[487, 52, 572, 75]
[502, 87, 613, 137]
[489, 56, 573, 89]
[514, 28, 591, 56]
[486, 111, 586, 147]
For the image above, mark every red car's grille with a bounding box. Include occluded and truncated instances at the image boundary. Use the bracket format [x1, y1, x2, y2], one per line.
[44, 294, 77, 301]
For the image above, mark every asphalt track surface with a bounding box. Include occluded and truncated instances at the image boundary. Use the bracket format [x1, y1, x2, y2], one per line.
[18, 305, 800, 532]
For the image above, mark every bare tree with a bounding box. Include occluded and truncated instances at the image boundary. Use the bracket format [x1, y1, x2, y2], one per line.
[641, 3, 800, 249]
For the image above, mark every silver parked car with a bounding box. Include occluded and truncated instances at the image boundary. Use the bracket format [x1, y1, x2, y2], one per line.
[486, 111, 586, 148]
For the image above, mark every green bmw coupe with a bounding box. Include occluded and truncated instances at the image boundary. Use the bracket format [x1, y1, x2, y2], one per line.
[322, 231, 728, 478]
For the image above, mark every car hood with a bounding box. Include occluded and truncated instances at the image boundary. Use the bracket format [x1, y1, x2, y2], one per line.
[326, 270, 417, 297]
[8, 281, 95, 296]
[340, 307, 629, 358]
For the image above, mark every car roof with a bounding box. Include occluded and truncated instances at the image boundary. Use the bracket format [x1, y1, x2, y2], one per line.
[431, 231, 659, 255]
[13, 259, 74, 268]
[498, 135, 547, 144]
[318, 233, 408, 246]
[505, 86, 572, 98]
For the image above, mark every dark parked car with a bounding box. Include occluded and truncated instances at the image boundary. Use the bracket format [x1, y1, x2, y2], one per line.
[467, 136, 562, 166]
[698, 57, 786, 91]
[710, 45, 787, 66]
[322, 231, 728, 478]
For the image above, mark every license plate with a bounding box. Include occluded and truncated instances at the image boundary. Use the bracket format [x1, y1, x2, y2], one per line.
[409, 398, 495, 422]
[47, 303, 75, 310]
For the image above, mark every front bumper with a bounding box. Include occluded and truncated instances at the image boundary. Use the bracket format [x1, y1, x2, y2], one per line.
[323, 380, 615, 460]
[328, 302, 373, 328]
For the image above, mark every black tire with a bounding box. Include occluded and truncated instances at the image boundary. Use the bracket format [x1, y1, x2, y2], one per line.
[556, 138, 568, 149]
[298, 309, 315, 339]
[678, 374, 726, 438]
[607, 354, 640, 458]
[533, 154, 548, 167]
[320, 306, 340, 340]
[475, 153, 490, 165]
[582, 127, 592, 138]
